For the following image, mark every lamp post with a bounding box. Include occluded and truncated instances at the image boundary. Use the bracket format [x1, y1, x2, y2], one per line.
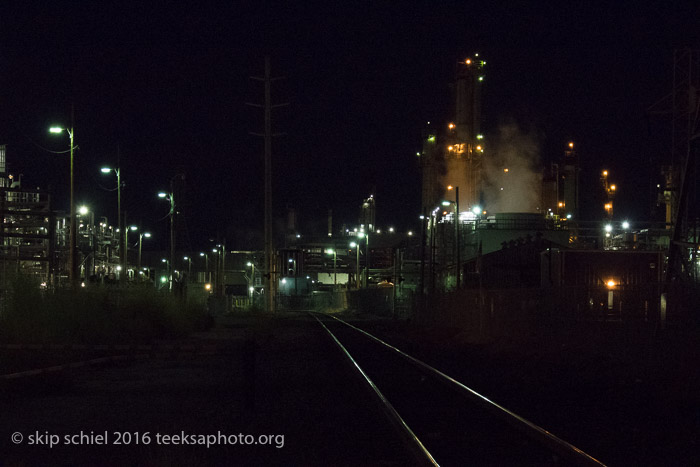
[350, 242, 360, 289]
[160, 258, 170, 288]
[246, 261, 255, 288]
[212, 247, 220, 295]
[364, 231, 370, 287]
[123, 225, 138, 280]
[445, 185, 461, 289]
[325, 249, 337, 286]
[78, 205, 95, 280]
[158, 190, 176, 289]
[247, 261, 256, 304]
[183, 256, 192, 280]
[50, 115, 76, 286]
[100, 166, 123, 282]
[138, 232, 151, 275]
[200, 252, 210, 282]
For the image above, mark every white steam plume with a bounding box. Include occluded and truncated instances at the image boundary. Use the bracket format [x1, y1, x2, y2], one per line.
[483, 123, 542, 213]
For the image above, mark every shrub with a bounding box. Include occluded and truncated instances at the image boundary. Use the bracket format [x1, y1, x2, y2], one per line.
[0, 276, 211, 344]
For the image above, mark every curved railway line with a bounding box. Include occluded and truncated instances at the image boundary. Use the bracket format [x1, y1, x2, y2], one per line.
[311, 312, 606, 466]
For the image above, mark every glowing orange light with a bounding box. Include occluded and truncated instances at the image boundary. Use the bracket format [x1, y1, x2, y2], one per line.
[476, 145, 482, 151]
[606, 280, 616, 288]
[558, 202, 564, 208]
[610, 185, 616, 191]
[448, 145, 454, 151]
[602, 170, 608, 177]
[605, 203, 613, 211]
[448, 122, 455, 129]
[569, 142, 574, 148]
[503, 168, 509, 173]
[447, 185, 453, 190]
[465, 59, 472, 64]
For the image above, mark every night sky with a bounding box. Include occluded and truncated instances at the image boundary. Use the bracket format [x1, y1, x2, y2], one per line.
[1, 2, 698, 252]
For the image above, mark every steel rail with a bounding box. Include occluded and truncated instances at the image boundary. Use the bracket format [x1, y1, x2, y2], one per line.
[311, 313, 439, 466]
[322, 313, 606, 467]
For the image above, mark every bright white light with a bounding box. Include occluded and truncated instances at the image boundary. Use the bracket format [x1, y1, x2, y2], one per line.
[622, 221, 630, 229]
[472, 206, 481, 215]
[459, 211, 476, 222]
[116, 266, 122, 271]
[281, 278, 287, 284]
[605, 224, 613, 233]
[78, 206, 88, 215]
[407, 231, 413, 236]
[158, 192, 167, 198]
[566, 214, 572, 219]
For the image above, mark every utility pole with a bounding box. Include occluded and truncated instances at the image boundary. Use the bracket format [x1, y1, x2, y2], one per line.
[248, 57, 287, 313]
[456, 186, 460, 289]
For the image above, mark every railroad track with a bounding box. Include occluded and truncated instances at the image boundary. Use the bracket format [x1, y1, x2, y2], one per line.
[311, 312, 606, 466]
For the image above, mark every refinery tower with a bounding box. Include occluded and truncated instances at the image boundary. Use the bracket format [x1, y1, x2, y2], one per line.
[421, 55, 485, 215]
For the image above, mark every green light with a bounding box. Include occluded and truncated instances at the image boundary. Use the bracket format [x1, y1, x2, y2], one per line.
[476, 134, 484, 140]
[478, 76, 484, 81]
[160, 276, 167, 283]
[49, 127, 63, 133]
[427, 135, 436, 142]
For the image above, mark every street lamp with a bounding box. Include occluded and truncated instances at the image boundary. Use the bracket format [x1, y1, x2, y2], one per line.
[50, 118, 76, 286]
[138, 232, 151, 274]
[350, 242, 361, 289]
[325, 249, 337, 286]
[183, 255, 192, 279]
[246, 261, 256, 300]
[101, 166, 124, 281]
[445, 185, 461, 289]
[77, 205, 95, 280]
[158, 191, 175, 283]
[200, 252, 210, 282]
[122, 225, 138, 279]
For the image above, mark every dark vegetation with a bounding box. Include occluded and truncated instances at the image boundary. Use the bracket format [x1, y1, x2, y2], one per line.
[0, 274, 212, 345]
